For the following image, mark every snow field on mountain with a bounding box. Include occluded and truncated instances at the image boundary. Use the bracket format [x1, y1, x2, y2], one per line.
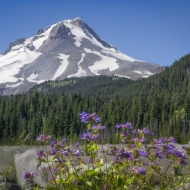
[84, 48, 119, 75]
[68, 53, 87, 78]
[64, 20, 136, 63]
[51, 54, 70, 80]
[64, 21, 112, 50]
[0, 47, 41, 83]
[0, 24, 55, 84]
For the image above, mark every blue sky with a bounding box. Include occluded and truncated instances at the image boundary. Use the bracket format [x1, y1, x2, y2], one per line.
[0, 0, 189, 66]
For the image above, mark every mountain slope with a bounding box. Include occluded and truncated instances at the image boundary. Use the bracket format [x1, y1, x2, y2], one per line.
[0, 18, 164, 95]
[0, 54, 190, 143]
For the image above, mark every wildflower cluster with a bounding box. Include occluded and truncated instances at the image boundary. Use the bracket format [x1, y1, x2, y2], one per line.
[23, 112, 190, 190]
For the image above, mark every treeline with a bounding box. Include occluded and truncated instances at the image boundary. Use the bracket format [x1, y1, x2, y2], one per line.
[0, 53, 190, 144]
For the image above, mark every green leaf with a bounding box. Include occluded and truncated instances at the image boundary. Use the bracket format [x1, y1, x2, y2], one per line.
[87, 124, 91, 130]
[86, 181, 93, 187]
[94, 167, 100, 173]
[85, 170, 95, 175]
[117, 176, 122, 187]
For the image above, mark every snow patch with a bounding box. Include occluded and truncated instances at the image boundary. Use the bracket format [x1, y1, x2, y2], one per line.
[26, 73, 45, 84]
[68, 53, 87, 78]
[102, 49, 136, 62]
[84, 48, 119, 75]
[115, 74, 131, 79]
[11, 44, 23, 51]
[133, 70, 143, 74]
[51, 54, 70, 80]
[144, 70, 153, 76]
[133, 70, 153, 77]
[6, 78, 24, 88]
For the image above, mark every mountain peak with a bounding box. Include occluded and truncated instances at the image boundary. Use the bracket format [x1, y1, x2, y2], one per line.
[72, 17, 82, 22]
[0, 18, 165, 95]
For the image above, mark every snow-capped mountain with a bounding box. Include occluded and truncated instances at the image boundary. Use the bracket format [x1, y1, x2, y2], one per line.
[0, 17, 164, 95]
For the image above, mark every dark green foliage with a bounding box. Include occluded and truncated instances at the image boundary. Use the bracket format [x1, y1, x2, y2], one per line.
[0, 53, 190, 144]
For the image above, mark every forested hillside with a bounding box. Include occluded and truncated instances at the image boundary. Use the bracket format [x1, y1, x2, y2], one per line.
[0, 53, 190, 144]
[29, 75, 134, 99]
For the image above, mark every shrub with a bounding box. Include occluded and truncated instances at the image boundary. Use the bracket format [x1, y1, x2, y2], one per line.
[24, 112, 190, 190]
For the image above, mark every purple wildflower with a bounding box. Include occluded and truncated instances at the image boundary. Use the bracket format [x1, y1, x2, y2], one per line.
[138, 149, 149, 157]
[120, 151, 132, 159]
[168, 137, 176, 143]
[80, 112, 100, 123]
[36, 150, 44, 158]
[81, 132, 100, 140]
[132, 167, 146, 175]
[98, 125, 106, 130]
[51, 168, 57, 174]
[73, 149, 80, 157]
[121, 131, 128, 137]
[139, 138, 146, 143]
[80, 111, 90, 123]
[74, 142, 80, 147]
[50, 148, 58, 155]
[182, 146, 187, 150]
[36, 134, 51, 142]
[95, 157, 101, 162]
[81, 132, 93, 140]
[165, 144, 175, 154]
[90, 125, 97, 130]
[115, 122, 133, 129]
[62, 138, 67, 144]
[133, 138, 139, 142]
[173, 150, 186, 159]
[115, 124, 121, 128]
[88, 158, 93, 163]
[61, 150, 69, 156]
[142, 128, 153, 136]
[125, 122, 133, 129]
[50, 140, 57, 148]
[132, 129, 139, 134]
[154, 137, 167, 145]
[23, 171, 37, 179]
[137, 167, 146, 175]
[156, 151, 165, 158]
[180, 159, 188, 165]
[115, 156, 120, 163]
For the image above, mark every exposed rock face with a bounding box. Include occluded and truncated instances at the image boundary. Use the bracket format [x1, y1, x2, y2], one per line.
[37, 29, 44, 35]
[3, 38, 26, 54]
[0, 17, 165, 95]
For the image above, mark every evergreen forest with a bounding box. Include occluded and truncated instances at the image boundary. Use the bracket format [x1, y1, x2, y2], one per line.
[0, 53, 190, 144]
